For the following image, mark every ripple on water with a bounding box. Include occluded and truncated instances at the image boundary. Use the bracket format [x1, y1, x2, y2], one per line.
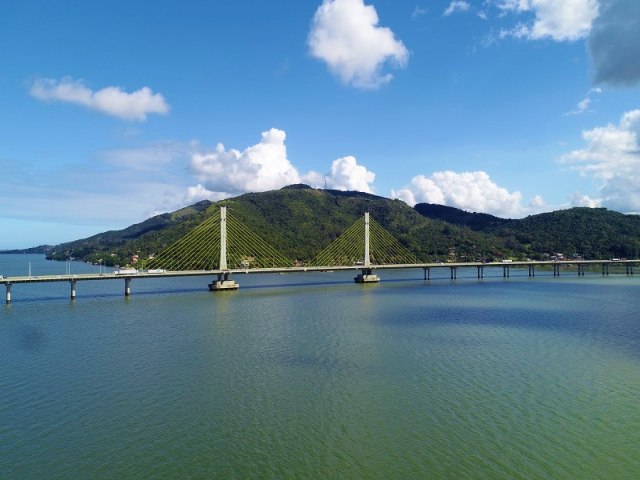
[1, 269, 640, 478]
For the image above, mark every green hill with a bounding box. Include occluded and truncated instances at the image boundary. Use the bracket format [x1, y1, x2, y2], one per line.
[38, 186, 640, 267]
[415, 203, 640, 260]
[44, 186, 510, 266]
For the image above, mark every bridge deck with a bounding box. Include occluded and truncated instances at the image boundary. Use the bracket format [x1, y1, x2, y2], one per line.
[0, 260, 636, 285]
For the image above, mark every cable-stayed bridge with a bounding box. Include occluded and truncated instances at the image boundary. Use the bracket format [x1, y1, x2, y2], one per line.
[143, 207, 418, 289]
[2, 206, 639, 303]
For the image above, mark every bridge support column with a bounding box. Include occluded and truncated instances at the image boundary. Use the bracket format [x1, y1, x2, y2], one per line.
[477, 266, 484, 278]
[528, 265, 535, 277]
[5, 283, 11, 304]
[70, 280, 77, 300]
[553, 264, 560, 277]
[354, 268, 380, 283]
[626, 264, 633, 275]
[423, 267, 430, 281]
[503, 266, 510, 278]
[577, 265, 584, 276]
[209, 272, 239, 291]
[450, 267, 457, 279]
[124, 277, 132, 296]
[602, 263, 609, 276]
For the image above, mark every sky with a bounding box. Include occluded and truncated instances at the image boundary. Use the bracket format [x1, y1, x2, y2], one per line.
[1, 0, 640, 249]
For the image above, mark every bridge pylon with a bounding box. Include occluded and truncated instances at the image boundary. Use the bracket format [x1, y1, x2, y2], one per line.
[354, 212, 380, 284]
[209, 206, 239, 291]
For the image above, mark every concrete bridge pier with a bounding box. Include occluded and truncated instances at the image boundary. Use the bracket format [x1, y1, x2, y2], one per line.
[528, 265, 535, 277]
[477, 266, 484, 278]
[602, 263, 609, 276]
[627, 264, 634, 275]
[553, 264, 560, 277]
[450, 267, 457, 279]
[70, 280, 77, 300]
[423, 267, 430, 281]
[5, 283, 11, 304]
[209, 272, 239, 291]
[124, 277, 132, 296]
[354, 268, 380, 283]
[577, 265, 584, 276]
[503, 265, 510, 278]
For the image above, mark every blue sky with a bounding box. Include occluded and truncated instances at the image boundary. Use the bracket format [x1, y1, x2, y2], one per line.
[1, 0, 639, 249]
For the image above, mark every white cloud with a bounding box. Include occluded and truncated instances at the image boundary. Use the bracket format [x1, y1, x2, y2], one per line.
[412, 6, 428, 18]
[0, 156, 188, 228]
[101, 141, 195, 171]
[30, 76, 170, 121]
[561, 109, 640, 211]
[444, 1, 471, 16]
[185, 184, 226, 203]
[188, 128, 377, 199]
[565, 87, 602, 116]
[325, 156, 376, 192]
[570, 192, 601, 208]
[495, 0, 599, 41]
[189, 128, 300, 196]
[307, 0, 409, 89]
[529, 194, 546, 208]
[498, 22, 532, 40]
[391, 170, 525, 217]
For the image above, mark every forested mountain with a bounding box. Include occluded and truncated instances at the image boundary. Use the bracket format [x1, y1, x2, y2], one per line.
[9, 186, 640, 266]
[414, 203, 511, 230]
[42, 185, 509, 266]
[414, 203, 640, 260]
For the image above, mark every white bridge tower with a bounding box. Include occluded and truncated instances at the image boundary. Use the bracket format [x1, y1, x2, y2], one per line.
[354, 212, 380, 283]
[209, 206, 239, 291]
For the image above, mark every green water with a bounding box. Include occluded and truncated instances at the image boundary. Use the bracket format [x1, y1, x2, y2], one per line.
[1, 255, 639, 479]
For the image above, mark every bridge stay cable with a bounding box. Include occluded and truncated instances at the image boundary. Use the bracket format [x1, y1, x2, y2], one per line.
[146, 207, 294, 274]
[310, 214, 419, 268]
[146, 209, 418, 289]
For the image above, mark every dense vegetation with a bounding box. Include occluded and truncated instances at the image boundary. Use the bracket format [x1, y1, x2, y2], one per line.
[35, 186, 509, 266]
[5, 186, 640, 266]
[416, 203, 640, 260]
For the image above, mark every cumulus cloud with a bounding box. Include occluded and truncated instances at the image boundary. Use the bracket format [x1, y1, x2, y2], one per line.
[529, 194, 546, 208]
[589, 0, 640, 86]
[30, 76, 170, 121]
[496, 0, 599, 41]
[188, 128, 377, 199]
[561, 109, 640, 211]
[307, 0, 409, 89]
[444, 1, 471, 16]
[570, 192, 601, 208]
[189, 129, 300, 196]
[391, 171, 525, 217]
[325, 156, 376, 192]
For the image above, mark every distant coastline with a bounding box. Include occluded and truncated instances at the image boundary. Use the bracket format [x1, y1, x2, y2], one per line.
[0, 246, 51, 255]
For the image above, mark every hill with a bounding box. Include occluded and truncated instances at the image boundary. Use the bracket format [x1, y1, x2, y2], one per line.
[44, 186, 510, 266]
[414, 203, 640, 260]
[414, 203, 511, 230]
[35, 186, 640, 266]
[44, 200, 213, 264]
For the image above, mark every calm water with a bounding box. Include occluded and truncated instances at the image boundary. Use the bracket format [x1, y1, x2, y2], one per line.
[1, 254, 639, 479]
